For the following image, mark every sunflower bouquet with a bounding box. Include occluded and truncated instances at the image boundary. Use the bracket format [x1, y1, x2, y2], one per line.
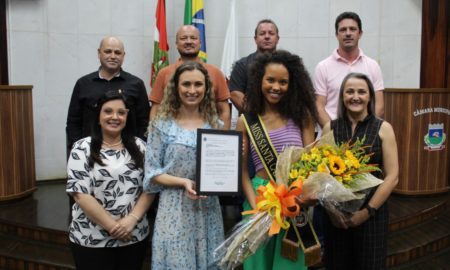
[214, 132, 383, 269]
[214, 178, 304, 269]
[276, 131, 383, 214]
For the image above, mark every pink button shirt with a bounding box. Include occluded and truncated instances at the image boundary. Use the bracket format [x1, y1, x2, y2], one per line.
[314, 49, 384, 120]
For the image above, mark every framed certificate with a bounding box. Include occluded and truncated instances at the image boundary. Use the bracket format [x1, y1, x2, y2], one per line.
[196, 129, 242, 195]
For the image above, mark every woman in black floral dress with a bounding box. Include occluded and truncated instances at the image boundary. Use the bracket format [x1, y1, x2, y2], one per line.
[66, 90, 154, 270]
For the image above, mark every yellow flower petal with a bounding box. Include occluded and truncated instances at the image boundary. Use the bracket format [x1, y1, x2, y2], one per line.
[317, 162, 329, 173]
[329, 155, 346, 175]
[289, 169, 299, 179]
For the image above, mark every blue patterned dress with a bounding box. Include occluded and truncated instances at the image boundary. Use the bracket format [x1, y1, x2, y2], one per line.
[144, 119, 224, 270]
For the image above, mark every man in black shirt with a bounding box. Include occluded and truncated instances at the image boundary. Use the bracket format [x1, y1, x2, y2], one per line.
[229, 19, 279, 112]
[66, 36, 149, 153]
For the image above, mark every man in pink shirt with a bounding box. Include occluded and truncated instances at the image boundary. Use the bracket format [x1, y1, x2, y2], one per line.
[314, 11, 384, 127]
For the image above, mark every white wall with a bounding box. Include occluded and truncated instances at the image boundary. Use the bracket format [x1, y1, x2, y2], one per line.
[6, 0, 422, 180]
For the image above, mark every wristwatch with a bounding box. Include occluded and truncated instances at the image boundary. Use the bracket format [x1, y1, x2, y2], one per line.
[365, 204, 377, 217]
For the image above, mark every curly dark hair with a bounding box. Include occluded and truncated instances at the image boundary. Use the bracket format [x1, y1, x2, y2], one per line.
[89, 90, 144, 169]
[243, 50, 318, 129]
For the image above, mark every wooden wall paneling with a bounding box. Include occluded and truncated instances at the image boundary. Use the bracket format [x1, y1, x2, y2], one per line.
[421, 0, 450, 88]
[384, 89, 449, 195]
[0, 85, 36, 201]
[447, 4, 450, 88]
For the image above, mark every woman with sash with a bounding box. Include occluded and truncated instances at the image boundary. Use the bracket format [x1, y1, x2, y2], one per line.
[236, 50, 319, 269]
[144, 61, 224, 270]
[321, 73, 398, 270]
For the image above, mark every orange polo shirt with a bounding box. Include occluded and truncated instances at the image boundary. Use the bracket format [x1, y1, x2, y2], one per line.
[149, 58, 230, 104]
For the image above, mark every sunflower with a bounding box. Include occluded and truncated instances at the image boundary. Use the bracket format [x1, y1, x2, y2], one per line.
[329, 155, 346, 175]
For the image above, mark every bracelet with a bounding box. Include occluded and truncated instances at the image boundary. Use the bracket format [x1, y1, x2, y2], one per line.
[364, 204, 377, 217]
[129, 213, 140, 221]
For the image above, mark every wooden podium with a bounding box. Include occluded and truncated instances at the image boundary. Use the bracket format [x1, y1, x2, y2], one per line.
[384, 88, 449, 195]
[0, 85, 36, 201]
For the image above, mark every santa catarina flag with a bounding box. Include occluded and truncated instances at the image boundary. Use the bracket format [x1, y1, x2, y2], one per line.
[151, 0, 169, 86]
[184, 0, 207, 62]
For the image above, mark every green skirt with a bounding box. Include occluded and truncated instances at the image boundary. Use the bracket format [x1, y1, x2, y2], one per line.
[242, 176, 307, 270]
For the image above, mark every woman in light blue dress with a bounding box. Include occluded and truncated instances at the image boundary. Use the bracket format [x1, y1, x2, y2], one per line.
[144, 61, 224, 270]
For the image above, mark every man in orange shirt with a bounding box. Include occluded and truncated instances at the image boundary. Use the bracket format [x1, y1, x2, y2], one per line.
[150, 25, 231, 129]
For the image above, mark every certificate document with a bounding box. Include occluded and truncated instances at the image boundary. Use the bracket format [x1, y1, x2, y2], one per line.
[196, 129, 242, 195]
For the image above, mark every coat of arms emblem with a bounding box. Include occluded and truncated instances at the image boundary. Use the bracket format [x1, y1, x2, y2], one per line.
[424, 123, 446, 151]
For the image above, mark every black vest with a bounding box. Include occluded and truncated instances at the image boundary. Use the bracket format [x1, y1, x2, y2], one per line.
[330, 114, 384, 179]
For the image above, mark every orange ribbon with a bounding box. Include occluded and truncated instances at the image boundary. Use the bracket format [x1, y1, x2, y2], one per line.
[242, 179, 303, 235]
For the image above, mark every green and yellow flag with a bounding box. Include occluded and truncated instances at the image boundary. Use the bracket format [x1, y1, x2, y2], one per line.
[184, 0, 207, 62]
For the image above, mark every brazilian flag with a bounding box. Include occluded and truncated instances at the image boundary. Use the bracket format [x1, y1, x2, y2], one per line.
[184, 0, 207, 62]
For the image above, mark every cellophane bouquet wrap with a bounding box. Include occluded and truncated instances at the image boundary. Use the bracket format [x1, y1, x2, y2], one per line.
[214, 175, 304, 269]
[213, 212, 272, 269]
[276, 131, 383, 215]
[214, 132, 383, 269]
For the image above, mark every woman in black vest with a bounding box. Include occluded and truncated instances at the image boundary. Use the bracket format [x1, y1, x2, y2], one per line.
[321, 72, 399, 270]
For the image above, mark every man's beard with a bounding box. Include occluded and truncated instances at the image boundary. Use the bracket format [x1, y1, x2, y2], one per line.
[179, 51, 199, 58]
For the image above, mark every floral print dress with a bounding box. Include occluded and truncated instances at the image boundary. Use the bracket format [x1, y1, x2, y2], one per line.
[144, 119, 224, 270]
[66, 137, 149, 247]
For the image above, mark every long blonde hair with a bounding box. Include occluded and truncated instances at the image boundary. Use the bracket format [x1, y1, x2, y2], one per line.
[153, 61, 220, 128]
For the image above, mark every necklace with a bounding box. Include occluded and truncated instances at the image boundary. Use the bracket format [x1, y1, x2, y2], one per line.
[102, 139, 122, 147]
